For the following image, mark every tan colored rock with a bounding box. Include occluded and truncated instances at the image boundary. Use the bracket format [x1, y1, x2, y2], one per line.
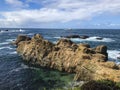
[15, 34, 120, 82]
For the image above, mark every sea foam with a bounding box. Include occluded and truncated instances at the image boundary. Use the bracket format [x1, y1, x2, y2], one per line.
[71, 36, 115, 42]
[54, 36, 114, 42]
[107, 50, 120, 64]
[0, 46, 13, 50]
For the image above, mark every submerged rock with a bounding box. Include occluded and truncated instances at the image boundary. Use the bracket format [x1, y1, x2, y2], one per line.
[96, 37, 103, 40]
[15, 34, 120, 82]
[62, 35, 89, 39]
[61, 35, 80, 38]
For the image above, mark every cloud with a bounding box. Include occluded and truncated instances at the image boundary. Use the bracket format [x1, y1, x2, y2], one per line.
[5, 0, 28, 8]
[1, 0, 120, 27]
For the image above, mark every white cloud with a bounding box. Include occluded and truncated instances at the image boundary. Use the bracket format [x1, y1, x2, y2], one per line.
[1, 0, 120, 27]
[5, 0, 28, 8]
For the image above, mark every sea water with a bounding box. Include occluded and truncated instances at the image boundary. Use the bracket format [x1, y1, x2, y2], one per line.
[0, 28, 120, 89]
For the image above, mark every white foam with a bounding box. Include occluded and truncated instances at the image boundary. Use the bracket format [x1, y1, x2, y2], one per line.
[10, 51, 17, 54]
[19, 29, 25, 32]
[71, 36, 114, 42]
[53, 36, 114, 42]
[0, 46, 13, 50]
[107, 50, 120, 64]
[54, 36, 61, 39]
[9, 63, 29, 72]
[0, 42, 9, 45]
[10, 63, 39, 72]
[0, 29, 25, 33]
[6, 39, 15, 42]
[27, 33, 34, 36]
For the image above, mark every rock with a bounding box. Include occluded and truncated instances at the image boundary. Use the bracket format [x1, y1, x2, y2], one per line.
[14, 35, 31, 45]
[95, 45, 107, 55]
[61, 35, 89, 39]
[81, 80, 120, 90]
[79, 36, 89, 39]
[61, 35, 80, 38]
[96, 37, 103, 40]
[117, 56, 120, 59]
[5, 30, 8, 31]
[15, 34, 120, 82]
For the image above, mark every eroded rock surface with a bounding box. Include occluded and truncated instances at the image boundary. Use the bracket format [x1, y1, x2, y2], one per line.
[15, 34, 120, 82]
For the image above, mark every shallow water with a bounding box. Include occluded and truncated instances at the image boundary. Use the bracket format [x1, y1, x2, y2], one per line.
[0, 28, 120, 89]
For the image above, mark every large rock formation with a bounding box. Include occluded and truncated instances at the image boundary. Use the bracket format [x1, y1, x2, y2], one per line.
[15, 34, 120, 82]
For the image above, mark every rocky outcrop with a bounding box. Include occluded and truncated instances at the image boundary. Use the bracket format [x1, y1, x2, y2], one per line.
[15, 34, 120, 82]
[14, 35, 31, 45]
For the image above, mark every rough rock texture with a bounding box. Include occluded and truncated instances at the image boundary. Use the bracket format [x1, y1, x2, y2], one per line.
[14, 35, 31, 45]
[16, 34, 120, 82]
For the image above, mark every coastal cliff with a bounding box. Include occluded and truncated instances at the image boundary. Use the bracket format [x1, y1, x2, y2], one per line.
[15, 34, 120, 82]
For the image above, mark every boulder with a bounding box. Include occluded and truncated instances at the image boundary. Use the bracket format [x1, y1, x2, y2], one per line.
[14, 35, 31, 45]
[15, 34, 120, 82]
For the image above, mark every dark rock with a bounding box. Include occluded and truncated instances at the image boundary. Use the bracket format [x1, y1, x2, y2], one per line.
[5, 30, 8, 31]
[81, 80, 120, 90]
[96, 37, 103, 40]
[61, 35, 80, 38]
[95, 45, 107, 54]
[14, 35, 31, 45]
[61, 35, 89, 39]
[117, 56, 120, 59]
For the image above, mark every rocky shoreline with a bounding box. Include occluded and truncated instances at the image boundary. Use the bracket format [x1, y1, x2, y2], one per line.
[14, 34, 120, 82]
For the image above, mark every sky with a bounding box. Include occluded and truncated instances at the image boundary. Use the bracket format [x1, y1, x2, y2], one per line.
[0, 0, 120, 28]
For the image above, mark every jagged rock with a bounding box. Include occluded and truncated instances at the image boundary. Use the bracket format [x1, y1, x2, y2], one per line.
[14, 35, 31, 45]
[15, 34, 120, 82]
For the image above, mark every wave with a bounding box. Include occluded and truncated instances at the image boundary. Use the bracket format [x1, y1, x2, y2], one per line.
[6, 39, 15, 42]
[0, 39, 15, 45]
[54, 36, 114, 42]
[0, 29, 25, 33]
[9, 51, 17, 55]
[0, 46, 13, 50]
[0, 42, 9, 45]
[10, 63, 39, 72]
[27, 33, 34, 36]
[107, 50, 120, 64]
[54, 36, 61, 39]
[71, 36, 115, 42]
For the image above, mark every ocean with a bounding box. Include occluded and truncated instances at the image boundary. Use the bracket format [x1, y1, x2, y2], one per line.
[0, 28, 120, 90]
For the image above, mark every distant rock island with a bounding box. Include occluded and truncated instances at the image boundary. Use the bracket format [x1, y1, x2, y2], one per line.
[14, 34, 120, 82]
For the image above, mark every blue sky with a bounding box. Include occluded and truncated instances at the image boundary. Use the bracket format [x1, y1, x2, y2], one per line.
[0, 0, 120, 28]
